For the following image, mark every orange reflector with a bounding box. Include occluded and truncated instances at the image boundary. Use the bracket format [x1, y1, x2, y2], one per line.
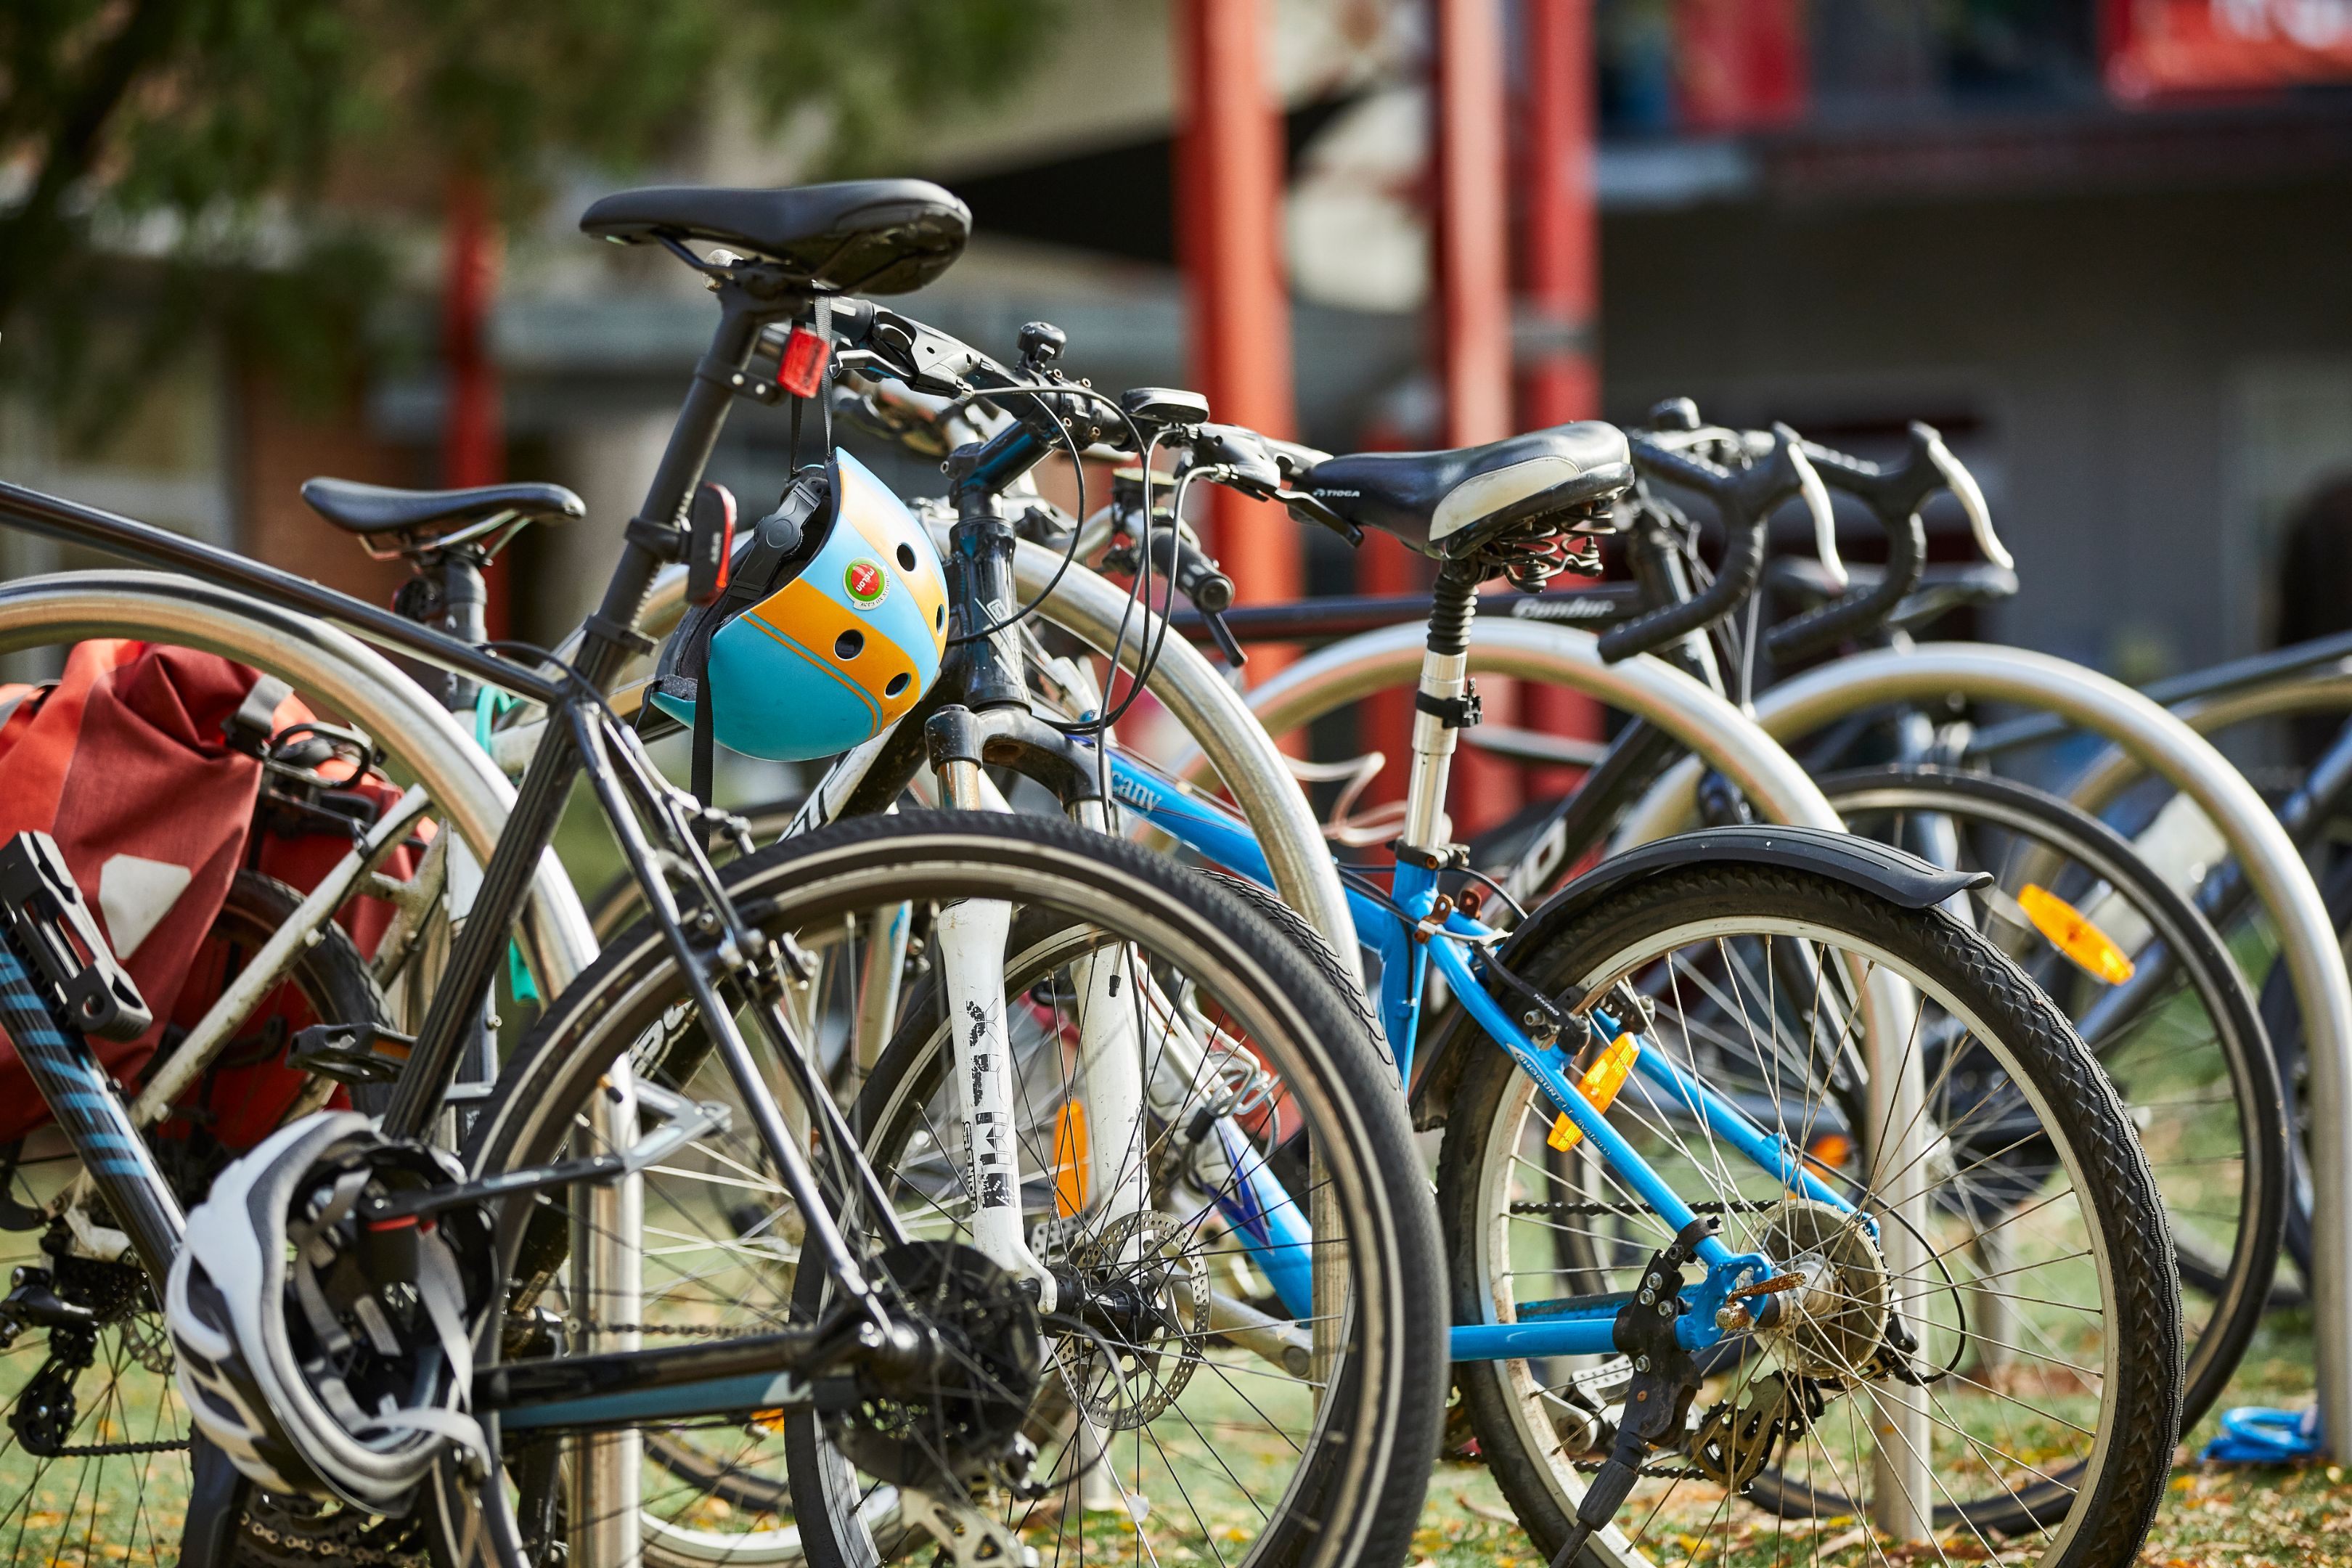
[1805, 1132, 1853, 1177]
[1549, 1035, 1641, 1151]
[2017, 883, 2135, 985]
[1052, 1102, 1089, 1218]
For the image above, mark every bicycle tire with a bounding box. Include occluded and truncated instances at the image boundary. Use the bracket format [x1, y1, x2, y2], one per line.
[428, 812, 1445, 1568]
[1816, 764, 2283, 1427]
[1435, 862, 2181, 1568]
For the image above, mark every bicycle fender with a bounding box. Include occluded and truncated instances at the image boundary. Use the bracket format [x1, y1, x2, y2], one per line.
[1539, 824, 1988, 920]
[1406, 826, 1985, 1130]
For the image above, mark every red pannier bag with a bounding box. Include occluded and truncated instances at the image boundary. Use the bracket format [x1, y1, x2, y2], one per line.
[0, 640, 424, 1152]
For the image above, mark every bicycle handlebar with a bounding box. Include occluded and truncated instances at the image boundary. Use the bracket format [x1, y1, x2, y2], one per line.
[1598, 425, 1821, 665]
[1763, 422, 2009, 661]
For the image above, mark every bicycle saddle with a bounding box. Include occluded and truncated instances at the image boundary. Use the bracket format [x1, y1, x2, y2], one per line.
[301, 478, 584, 550]
[579, 179, 970, 295]
[1298, 421, 1633, 560]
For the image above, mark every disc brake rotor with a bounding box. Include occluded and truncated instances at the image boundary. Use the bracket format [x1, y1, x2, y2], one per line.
[1066, 1211, 1209, 1430]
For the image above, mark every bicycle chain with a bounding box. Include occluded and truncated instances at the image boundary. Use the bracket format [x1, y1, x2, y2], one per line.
[571, 1320, 770, 1339]
[51, 1436, 189, 1457]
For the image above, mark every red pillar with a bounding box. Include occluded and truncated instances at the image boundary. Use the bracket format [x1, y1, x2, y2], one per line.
[441, 174, 507, 636]
[1433, 0, 1519, 833]
[1517, 0, 1605, 792]
[1176, 0, 1300, 668]
[1433, 0, 1514, 451]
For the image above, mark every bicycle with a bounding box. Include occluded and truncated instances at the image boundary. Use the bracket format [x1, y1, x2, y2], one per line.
[0, 180, 1449, 1568]
[669, 293, 2187, 1567]
[1130, 407, 2281, 1441]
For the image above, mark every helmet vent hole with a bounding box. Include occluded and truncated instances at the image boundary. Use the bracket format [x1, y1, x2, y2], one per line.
[897, 543, 918, 571]
[934, 605, 945, 630]
[886, 672, 910, 698]
[834, 629, 865, 661]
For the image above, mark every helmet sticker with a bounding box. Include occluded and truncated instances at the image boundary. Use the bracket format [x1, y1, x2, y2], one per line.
[844, 558, 889, 610]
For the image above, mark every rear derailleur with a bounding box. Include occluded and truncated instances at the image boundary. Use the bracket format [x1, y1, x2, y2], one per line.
[0, 1228, 162, 1457]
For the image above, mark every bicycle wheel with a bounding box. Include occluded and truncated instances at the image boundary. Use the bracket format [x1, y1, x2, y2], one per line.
[1434, 862, 2181, 1568]
[1818, 764, 2282, 1426]
[428, 812, 1445, 1568]
[0, 870, 404, 1567]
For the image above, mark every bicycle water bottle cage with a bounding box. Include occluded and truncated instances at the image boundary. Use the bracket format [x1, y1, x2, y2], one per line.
[647, 449, 950, 761]
[579, 180, 971, 296]
[1297, 422, 1633, 589]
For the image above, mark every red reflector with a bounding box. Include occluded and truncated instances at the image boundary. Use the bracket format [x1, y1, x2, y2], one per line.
[778, 327, 831, 398]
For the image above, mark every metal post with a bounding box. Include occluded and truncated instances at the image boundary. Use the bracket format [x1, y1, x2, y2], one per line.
[573, 1061, 644, 1568]
[1184, 618, 1850, 836]
[1619, 641, 2352, 1459]
[1862, 965, 1933, 1538]
[1516, 0, 1606, 783]
[1175, 0, 1301, 633]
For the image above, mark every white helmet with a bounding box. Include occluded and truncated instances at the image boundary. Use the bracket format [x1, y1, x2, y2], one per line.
[168, 1111, 491, 1513]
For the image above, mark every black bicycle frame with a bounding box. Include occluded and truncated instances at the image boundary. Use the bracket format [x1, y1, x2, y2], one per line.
[0, 265, 928, 1395]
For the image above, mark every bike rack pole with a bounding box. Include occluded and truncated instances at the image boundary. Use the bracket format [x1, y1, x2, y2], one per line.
[1619, 642, 2352, 1459]
[2058, 669, 2352, 812]
[0, 570, 599, 992]
[1005, 540, 1359, 981]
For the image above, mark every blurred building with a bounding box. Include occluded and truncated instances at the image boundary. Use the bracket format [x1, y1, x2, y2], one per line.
[14, 0, 2352, 685]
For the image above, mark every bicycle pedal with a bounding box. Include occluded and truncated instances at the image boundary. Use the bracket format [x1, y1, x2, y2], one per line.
[0, 831, 152, 1043]
[288, 1021, 417, 1085]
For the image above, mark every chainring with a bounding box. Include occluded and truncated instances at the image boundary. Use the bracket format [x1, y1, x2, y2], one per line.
[1688, 1372, 1827, 1490]
[831, 1241, 1044, 1487]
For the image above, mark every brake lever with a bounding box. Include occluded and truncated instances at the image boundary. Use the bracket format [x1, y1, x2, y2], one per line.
[1789, 441, 1845, 592]
[1924, 429, 2009, 568]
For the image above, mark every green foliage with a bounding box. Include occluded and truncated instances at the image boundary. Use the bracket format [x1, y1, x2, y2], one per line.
[0, 0, 1057, 406]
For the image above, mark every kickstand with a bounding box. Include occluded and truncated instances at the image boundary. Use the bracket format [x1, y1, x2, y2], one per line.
[179, 1433, 251, 1568]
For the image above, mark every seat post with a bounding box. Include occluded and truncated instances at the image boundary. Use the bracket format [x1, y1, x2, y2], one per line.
[1400, 560, 1485, 859]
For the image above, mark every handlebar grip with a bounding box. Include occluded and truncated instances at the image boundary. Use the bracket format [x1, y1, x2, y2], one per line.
[1146, 529, 1235, 614]
[1598, 425, 1805, 665]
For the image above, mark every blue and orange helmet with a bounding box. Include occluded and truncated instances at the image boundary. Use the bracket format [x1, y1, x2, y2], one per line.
[653, 450, 947, 760]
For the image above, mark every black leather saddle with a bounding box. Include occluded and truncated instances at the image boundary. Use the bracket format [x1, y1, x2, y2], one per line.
[579, 179, 971, 295]
[301, 478, 584, 552]
[1299, 422, 1633, 559]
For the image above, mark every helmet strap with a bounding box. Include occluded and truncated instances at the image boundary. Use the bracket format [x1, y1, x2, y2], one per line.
[691, 671, 716, 852]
